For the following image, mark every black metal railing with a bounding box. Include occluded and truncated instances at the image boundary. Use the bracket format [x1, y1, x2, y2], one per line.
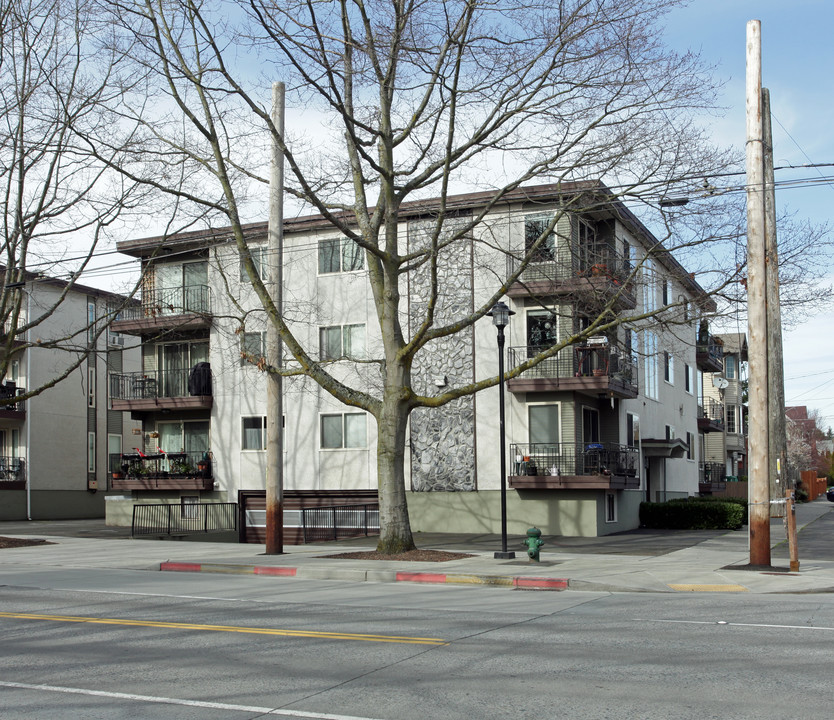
[0, 383, 26, 412]
[697, 397, 725, 424]
[699, 462, 727, 484]
[509, 442, 638, 477]
[113, 451, 212, 479]
[508, 240, 631, 286]
[508, 345, 636, 386]
[696, 333, 723, 365]
[110, 366, 213, 401]
[132, 502, 236, 537]
[0, 456, 25, 483]
[117, 284, 212, 320]
[301, 503, 380, 543]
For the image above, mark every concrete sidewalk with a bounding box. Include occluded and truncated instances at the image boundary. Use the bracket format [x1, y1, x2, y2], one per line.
[1, 500, 833, 594]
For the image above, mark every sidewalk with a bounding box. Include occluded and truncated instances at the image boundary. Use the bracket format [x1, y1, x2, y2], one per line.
[1, 500, 833, 594]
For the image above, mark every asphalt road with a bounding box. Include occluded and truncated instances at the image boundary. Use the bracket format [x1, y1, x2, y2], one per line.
[1, 563, 833, 719]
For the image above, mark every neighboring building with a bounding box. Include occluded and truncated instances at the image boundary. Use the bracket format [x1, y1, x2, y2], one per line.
[0, 275, 141, 520]
[107, 182, 718, 536]
[701, 332, 748, 486]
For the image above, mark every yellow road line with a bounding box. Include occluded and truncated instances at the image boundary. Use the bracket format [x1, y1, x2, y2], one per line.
[0, 611, 448, 646]
[667, 584, 749, 592]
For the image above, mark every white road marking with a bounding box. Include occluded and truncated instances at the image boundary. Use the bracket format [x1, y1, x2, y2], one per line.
[646, 619, 834, 631]
[0, 681, 387, 720]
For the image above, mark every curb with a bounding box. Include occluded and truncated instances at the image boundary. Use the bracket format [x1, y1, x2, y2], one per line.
[159, 562, 568, 590]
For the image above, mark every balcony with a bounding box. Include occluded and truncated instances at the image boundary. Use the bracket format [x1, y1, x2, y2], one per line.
[111, 285, 212, 335]
[110, 366, 212, 413]
[696, 332, 723, 372]
[698, 461, 727, 494]
[507, 344, 638, 398]
[0, 456, 26, 490]
[697, 397, 725, 433]
[109, 451, 214, 491]
[0, 383, 25, 419]
[506, 243, 636, 309]
[508, 442, 639, 490]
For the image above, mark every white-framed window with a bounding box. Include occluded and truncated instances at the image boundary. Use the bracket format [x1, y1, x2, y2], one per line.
[181, 495, 199, 520]
[108, 434, 121, 474]
[642, 257, 657, 313]
[87, 432, 96, 473]
[87, 300, 96, 344]
[686, 432, 694, 461]
[664, 351, 673, 384]
[87, 366, 96, 408]
[725, 355, 736, 379]
[242, 416, 267, 451]
[662, 279, 672, 306]
[643, 331, 658, 400]
[684, 363, 693, 393]
[726, 404, 737, 434]
[241, 331, 266, 366]
[626, 413, 639, 448]
[240, 245, 269, 282]
[319, 324, 365, 360]
[320, 413, 367, 449]
[318, 237, 363, 274]
[605, 492, 617, 523]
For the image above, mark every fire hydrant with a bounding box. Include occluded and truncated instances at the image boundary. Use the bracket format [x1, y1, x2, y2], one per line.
[522, 527, 544, 562]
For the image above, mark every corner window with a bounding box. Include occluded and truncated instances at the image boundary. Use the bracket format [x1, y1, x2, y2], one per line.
[242, 416, 267, 451]
[320, 413, 367, 449]
[318, 238, 363, 274]
[320, 324, 365, 360]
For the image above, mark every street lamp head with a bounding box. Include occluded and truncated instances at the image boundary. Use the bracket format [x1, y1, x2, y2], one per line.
[487, 301, 514, 328]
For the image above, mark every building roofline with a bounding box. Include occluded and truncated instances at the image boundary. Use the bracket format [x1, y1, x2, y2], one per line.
[1, 266, 137, 304]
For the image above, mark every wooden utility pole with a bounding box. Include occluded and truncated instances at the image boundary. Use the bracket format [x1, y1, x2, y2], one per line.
[745, 20, 771, 566]
[265, 82, 285, 554]
[762, 88, 788, 520]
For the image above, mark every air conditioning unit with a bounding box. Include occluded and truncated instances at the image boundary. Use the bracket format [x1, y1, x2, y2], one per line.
[586, 336, 609, 346]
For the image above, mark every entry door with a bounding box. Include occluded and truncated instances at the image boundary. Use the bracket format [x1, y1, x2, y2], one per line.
[528, 405, 560, 474]
[582, 407, 600, 445]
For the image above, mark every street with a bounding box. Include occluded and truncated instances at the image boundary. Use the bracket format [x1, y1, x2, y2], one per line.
[1, 561, 833, 719]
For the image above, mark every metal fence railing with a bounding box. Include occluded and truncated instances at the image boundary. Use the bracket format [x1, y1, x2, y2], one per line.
[113, 451, 212, 479]
[117, 284, 212, 320]
[0, 456, 25, 484]
[131, 502, 236, 537]
[697, 397, 725, 424]
[301, 503, 380, 543]
[509, 442, 638, 477]
[110, 366, 213, 401]
[507, 240, 631, 286]
[0, 384, 26, 412]
[507, 344, 636, 387]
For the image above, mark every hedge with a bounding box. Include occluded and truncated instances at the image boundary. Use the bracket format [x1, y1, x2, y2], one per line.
[639, 499, 744, 530]
[668, 496, 748, 524]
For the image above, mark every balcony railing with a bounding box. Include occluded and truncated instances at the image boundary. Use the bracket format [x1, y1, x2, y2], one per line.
[696, 332, 723, 371]
[697, 397, 724, 431]
[508, 345, 637, 386]
[0, 456, 25, 486]
[0, 383, 26, 413]
[117, 284, 212, 320]
[699, 462, 726, 484]
[112, 451, 212, 479]
[110, 367, 212, 401]
[510, 442, 638, 478]
[508, 241, 631, 286]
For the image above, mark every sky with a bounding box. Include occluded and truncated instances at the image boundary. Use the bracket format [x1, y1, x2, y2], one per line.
[661, 0, 834, 429]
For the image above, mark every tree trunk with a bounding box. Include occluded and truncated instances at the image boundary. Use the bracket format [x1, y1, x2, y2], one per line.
[375, 376, 416, 554]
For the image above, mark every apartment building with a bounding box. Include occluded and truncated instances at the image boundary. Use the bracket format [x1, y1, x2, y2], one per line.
[106, 183, 717, 536]
[0, 276, 140, 520]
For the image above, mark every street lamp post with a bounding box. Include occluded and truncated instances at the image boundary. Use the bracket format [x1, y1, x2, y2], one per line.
[488, 301, 516, 560]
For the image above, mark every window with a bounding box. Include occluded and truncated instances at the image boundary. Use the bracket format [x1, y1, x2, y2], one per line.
[643, 331, 658, 400]
[664, 351, 673, 384]
[320, 324, 365, 360]
[665, 425, 676, 441]
[318, 238, 363, 274]
[686, 432, 694, 460]
[107, 303, 125, 346]
[626, 413, 639, 447]
[725, 355, 736, 379]
[642, 257, 657, 313]
[726, 404, 737, 434]
[662, 279, 672, 306]
[181, 496, 199, 520]
[241, 331, 266, 366]
[528, 404, 561, 447]
[87, 300, 96, 343]
[321, 413, 367, 449]
[87, 432, 96, 473]
[605, 492, 617, 523]
[88, 366, 96, 408]
[684, 363, 692, 393]
[240, 246, 269, 282]
[108, 434, 121, 474]
[524, 214, 556, 262]
[242, 416, 267, 450]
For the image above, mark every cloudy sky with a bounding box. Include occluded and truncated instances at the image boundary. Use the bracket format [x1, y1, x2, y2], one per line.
[662, 0, 834, 428]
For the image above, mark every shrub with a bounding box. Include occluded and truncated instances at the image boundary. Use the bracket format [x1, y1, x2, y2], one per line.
[640, 499, 744, 530]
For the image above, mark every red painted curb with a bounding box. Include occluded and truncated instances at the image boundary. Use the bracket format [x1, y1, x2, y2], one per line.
[514, 576, 569, 590]
[253, 566, 297, 577]
[395, 571, 448, 583]
[160, 562, 202, 573]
